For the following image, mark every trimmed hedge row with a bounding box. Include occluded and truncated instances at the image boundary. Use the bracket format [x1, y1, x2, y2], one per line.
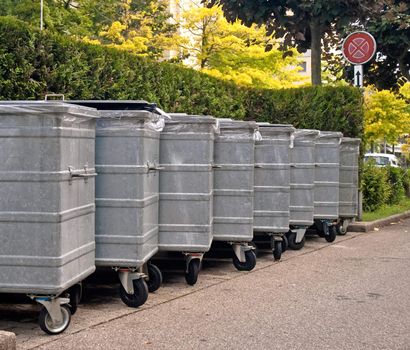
[0, 16, 364, 137]
[362, 162, 410, 212]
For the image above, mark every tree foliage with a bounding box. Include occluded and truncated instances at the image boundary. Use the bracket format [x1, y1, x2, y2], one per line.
[364, 85, 410, 145]
[180, 5, 305, 89]
[0, 0, 181, 59]
[335, 0, 410, 90]
[207, 0, 374, 85]
[0, 16, 364, 138]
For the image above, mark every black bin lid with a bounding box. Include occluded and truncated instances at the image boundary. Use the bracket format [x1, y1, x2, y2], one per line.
[67, 100, 158, 112]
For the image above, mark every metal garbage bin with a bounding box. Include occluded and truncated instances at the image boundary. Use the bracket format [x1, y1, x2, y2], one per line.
[0, 101, 98, 334]
[254, 124, 295, 260]
[338, 137, 361, 235]
[213, 119, 259, 271]
[68, 100, 166, 307]
[286, 129, 320, 250]
[311, 131, 343, 242]
[158, 114, 217, 285]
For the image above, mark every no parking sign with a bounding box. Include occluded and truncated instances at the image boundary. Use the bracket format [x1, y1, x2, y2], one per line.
[342, 31, 377, 87]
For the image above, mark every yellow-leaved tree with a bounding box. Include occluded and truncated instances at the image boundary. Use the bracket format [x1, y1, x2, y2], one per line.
[83, 0, 184, 58]
[398, 82, 410, 157]
[179, 5, 306, 89]
[364, 84, 410, 152]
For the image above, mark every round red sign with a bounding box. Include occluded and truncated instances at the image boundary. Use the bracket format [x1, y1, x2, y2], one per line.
[342, 31, 377, 65]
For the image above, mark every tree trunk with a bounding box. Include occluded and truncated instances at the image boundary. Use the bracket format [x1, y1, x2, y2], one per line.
[398, 56, 410, 81]
[310, 18, 322, 86]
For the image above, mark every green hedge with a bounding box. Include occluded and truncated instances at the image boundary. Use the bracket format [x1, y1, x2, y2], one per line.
[362, 162, 410, 212]
[0, 16, 364, 137]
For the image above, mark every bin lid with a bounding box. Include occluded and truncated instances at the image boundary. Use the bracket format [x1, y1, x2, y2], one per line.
[318, 131, 344, 139]
[294, 129, 320, 139]
[166, 114, 216, 124]
[219, 119, 258, 130]
[257, 123, 295, 134]
[0, 101, 98, 119]
[67, 100, 158, 112]
[341, 137, 361, 145]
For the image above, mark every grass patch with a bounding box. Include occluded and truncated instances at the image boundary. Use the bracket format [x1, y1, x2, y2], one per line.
[362, 197, 410, 222]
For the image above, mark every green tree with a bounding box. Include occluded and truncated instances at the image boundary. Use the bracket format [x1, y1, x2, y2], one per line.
[207, 0, 376, 86]
[180, 5, 304, 89]
[1, 0, 182, 59]
[367, 1, 410, 88]
[364, 85, 410, 148]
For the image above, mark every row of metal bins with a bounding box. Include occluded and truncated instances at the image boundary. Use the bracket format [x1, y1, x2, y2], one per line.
[0, 101, 360, 335]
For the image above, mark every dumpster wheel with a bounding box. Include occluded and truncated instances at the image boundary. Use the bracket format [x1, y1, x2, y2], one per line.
[146, 263, 163, 293]
[336, 222, 347, 235]
[282, 235, 289, 253]
[273, 240, 282, 261]
[119, 278, 149, 308]
[39, 305, 71, 335]
[185, 259, 201, 286]
[287, 231, 305, 250]
[66, 283, 82, 315]
[325, 225, 337, 243]
[232, 250, 256, 271]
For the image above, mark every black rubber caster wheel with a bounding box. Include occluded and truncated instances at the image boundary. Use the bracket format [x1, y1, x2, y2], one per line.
[287, 231, 306, 250]
[233, 250, 257, 271]
[336, 223, 347, 236]
[282, 235, 289, 252]
[146, 263, 162, 293]
[273, 241, 282, 261]
[185, 259, 201, 286]
[39, 305, 71, 335]
[119, 278, 149, 308]
[67, 284, 82, 315]
[325, 225, 337, 243]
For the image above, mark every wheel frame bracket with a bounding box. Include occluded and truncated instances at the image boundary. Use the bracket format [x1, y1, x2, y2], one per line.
[118, 270, 143, 295]
[34, 297, 70, 325]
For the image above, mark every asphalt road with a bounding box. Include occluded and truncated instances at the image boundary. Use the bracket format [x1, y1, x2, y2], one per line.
[41, 219, 410, 349]
[2, 219, 409, 349]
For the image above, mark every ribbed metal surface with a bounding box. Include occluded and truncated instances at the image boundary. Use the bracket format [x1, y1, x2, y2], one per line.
[314, 131, 343, 220]
[289, 129, 319, 226]
[339, 138, 360, 218]
[254, 124, 294, 232]
[158, 115, 216, 252]
[213, 120, 257, 242]
[93, 109, 161, 268]
[0, 102, 97, 295]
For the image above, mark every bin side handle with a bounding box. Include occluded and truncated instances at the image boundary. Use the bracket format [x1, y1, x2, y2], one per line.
[45, 94, 65, 101]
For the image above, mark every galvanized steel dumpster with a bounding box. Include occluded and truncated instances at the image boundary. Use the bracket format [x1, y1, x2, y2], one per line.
[158, 114, 217, 285]
[213, 119, 258, 271]
[338, 137, 361, 235]
[68, 100, 165, 306]
[0, 101, 98, 334]
[311, 131, 343, 242]
[254, 124, 295, 260]
[286, 129, 319, 250]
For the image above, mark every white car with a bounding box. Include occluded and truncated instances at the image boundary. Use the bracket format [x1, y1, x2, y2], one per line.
[364, 153, 400, 167]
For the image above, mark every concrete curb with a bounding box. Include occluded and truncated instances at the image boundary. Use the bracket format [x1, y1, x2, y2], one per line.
[348, 210, 410, 233]
[0, 330, 16, 350]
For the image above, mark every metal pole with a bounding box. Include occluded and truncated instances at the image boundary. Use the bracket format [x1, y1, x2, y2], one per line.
[354, 65, 363, 88]
[40, 0, 43, 31]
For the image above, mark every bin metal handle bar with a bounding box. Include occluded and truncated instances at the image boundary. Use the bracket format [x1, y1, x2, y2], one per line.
[147, 162, 164, 171]
[68, 166, 96, 184]
[255, 165, 263, 168]
[148, 166, 165, 171]
[45, 94, 65, 101]
[212, 165, 222, 169]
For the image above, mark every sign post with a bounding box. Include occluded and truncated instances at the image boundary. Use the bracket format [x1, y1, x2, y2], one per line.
[342, 31, 377, 88]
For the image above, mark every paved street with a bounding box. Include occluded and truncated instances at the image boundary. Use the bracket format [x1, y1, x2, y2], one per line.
[1, 218, 409, 350]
